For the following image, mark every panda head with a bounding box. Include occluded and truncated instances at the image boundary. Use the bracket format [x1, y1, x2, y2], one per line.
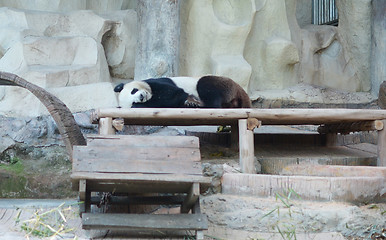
[114, 81, 152, 108]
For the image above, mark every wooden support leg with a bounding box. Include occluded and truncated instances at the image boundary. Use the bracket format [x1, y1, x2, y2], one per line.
[230, 123, 239, 150]
[325, 133, 338, 147]
[181, 183, 200, 213]
[239, 119, 256, 174]
[79, 180, 90, 216]
[99, 117, 116, 135]
[192, 199, 204, 240]
[377, 120, 386, 166]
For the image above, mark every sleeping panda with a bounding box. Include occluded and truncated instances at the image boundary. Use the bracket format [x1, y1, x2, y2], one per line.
[114, 75, 251, 108]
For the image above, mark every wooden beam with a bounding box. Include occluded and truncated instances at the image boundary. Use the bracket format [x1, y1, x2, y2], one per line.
[378, 120, 386, 166]
[192, 199, 204, 240]
[181, 183, 200, 213]
[93, 108, 386, 125]
[239, 119, 255, 173]
[318, 120, 384, 134]
[90, 195, 185, 205]
[82, 213, 208, 231]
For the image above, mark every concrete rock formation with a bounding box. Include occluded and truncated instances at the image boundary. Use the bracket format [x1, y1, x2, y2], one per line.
[0, 0, 382, 117]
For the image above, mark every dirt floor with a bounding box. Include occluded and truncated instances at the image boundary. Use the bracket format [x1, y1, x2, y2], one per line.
[0, 195, 385, 240]
[0, 126, 385, 239]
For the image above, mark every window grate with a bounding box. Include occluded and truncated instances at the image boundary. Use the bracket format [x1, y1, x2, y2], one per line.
[312, 0, 338, 26]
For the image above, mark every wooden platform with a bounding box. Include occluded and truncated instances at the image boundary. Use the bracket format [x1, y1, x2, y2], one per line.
[71, 135, 211, 239]
[91, 108, 386, 171]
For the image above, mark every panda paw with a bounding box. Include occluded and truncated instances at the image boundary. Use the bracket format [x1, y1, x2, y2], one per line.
[184, 95, 203, 108]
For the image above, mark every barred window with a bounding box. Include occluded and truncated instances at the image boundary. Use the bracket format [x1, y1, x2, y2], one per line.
[312, 0, 339, 26]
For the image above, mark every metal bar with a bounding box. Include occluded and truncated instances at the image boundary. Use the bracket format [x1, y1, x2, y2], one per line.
[312, 0, 338, 25]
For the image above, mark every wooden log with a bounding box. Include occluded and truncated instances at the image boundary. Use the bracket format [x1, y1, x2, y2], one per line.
[99, 117, 115, 135]
[239, 119, 255, 173]
[378, 120, 386, 166]
[93, 108, 386, 125]
[318, 120, 384, 134]
[82, 213, 208, 231]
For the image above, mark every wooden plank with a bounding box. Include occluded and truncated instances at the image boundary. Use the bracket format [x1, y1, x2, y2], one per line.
[71, 172, 211, 191]
[378, 120, 386, 166]
[93, 108, 386, 125]
[73, 145, 201, 162]
[181, 183, 199, 213]
[99, 117, 115, 135]
[79, 179, 86, 201]
[82, 213, 208, 231]
[86, 135, 200, 148]
[73, 157, 202, 175]
[239, 119, 255, 173]
[83, 181, 193, 194]
[71, 172, 210, 183]
[90, 195, 185, 205]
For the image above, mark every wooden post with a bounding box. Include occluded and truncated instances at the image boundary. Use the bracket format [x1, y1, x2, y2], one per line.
[239, 119, 255, 173]
[181, 183, 199, 213]
[79, 179, 90, 215]
[325, 133, 338, 147]
[377, 120, 386, 166]
[99, 117, 115, 135]
[230, 123, 239, 150]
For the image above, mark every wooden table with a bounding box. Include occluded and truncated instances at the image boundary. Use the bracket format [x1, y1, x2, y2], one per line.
[92, 108, 386, 173]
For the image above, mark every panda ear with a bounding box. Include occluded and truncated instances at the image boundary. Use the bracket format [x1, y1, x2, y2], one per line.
[114, 83, 124, 92]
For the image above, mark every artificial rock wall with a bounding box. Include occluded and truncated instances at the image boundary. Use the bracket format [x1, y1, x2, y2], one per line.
[0, 0, 380, 117]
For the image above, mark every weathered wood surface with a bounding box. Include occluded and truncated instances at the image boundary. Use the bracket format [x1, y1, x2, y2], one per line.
[73, 157, 202, 175]
[378, 120, 386, 166]
[86, 134, 200, 148]
[318, 120, 384, 134]
[239, 119, 256, 174]
[99, 117, 115, 135]
[82, 213, 208, 231]
[92, 108, 386, 125]
[73, 144, 201, 162]
[71, 172, 211, 192]
[72, 135, 202, 175]
[181, 183, 200, 213]
[89, 195, 185, 205]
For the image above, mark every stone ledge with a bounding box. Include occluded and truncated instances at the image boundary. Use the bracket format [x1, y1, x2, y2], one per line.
[221, 172, 386, 203]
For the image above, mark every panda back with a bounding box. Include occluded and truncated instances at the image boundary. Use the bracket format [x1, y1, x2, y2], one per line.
[170, 77, 200, 98]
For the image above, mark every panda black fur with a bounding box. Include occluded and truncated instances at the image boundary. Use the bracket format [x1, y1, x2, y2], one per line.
[114, 75, 251, 108]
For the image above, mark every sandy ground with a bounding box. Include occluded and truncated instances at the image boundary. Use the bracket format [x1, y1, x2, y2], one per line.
[0, 195, 385, 240]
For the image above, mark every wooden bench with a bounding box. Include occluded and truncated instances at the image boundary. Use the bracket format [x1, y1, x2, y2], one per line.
[71, 134, 211, 239]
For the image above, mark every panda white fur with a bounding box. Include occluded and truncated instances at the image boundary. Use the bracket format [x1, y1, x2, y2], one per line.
[114, 75, 251, 108]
